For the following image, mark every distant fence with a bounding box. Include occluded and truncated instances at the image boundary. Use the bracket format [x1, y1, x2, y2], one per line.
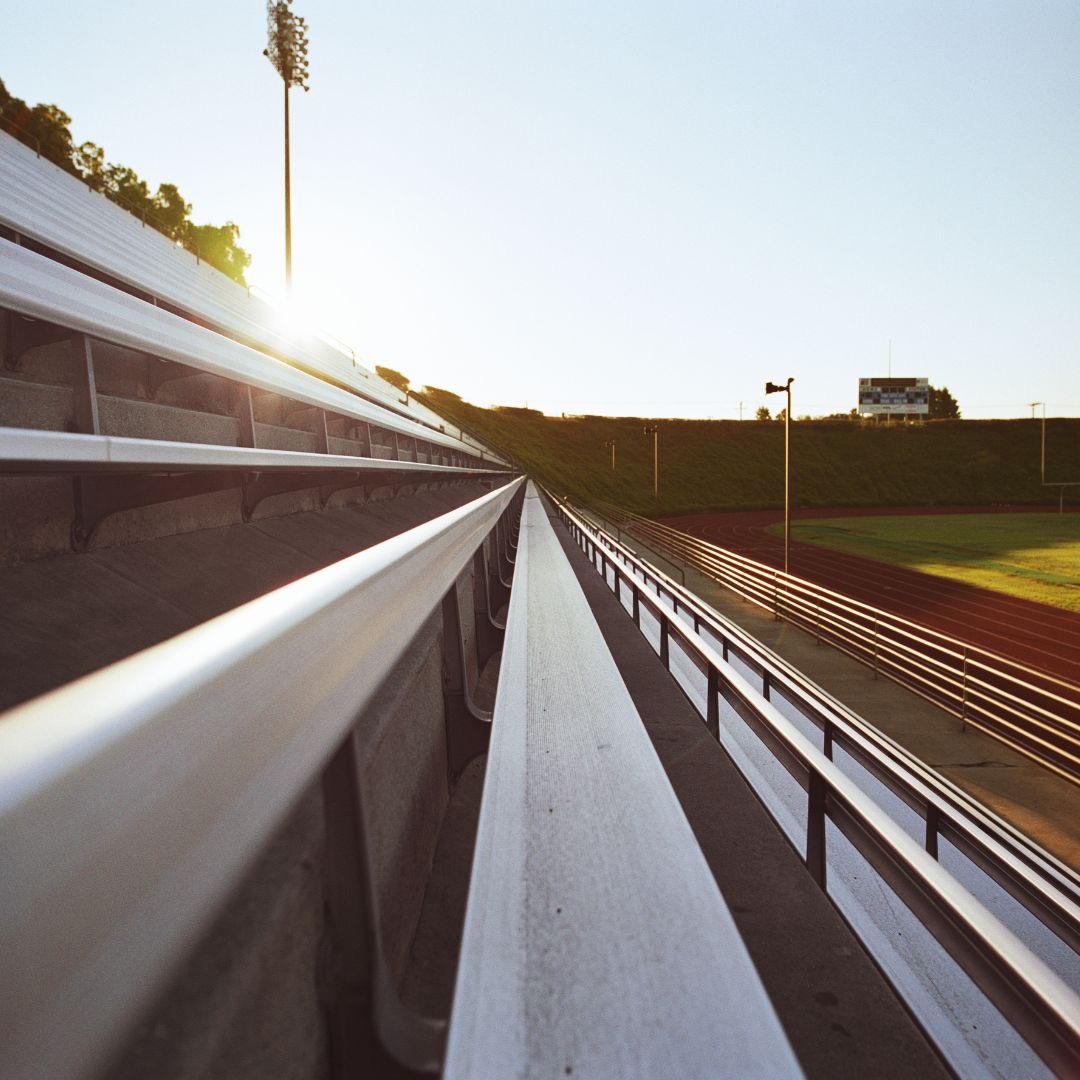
[554, 494, 1080, 1077]
[592, 501, 1080, 785]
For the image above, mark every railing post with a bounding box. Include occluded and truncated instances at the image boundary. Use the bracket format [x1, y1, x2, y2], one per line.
[762, 670, 770, 701]
[319, 737, 378, 1075]
[472, 548, 501, 666]
[71, 333, 101, 436]
[441, 582, 491, 783]
[806, 773, 827, 888]
[706, 666, 719, 739]
[660, 614, 670, 669]
[925, 803, 940, 860]
[823, 719, 833, 760]
[632, 585, 640, 627]
[237, 385, 257, 449]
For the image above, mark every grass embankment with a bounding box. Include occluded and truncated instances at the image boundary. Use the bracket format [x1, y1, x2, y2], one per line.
[425, 390, 1080, 518]
[778, 514, 1080, 613]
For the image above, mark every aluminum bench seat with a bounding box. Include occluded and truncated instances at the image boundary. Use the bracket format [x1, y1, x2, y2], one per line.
[0, 426, 500, 478]
[0, 238, 478, 460]
[0, 132, 485, 448]
[0, 478, 524, 1080]
[444, 483, 801, 1079]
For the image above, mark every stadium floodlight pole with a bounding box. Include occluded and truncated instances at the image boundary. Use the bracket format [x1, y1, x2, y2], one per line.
[604, 439, 616, 470]
[264, 0, 310, 293]
[643, 425, 659, 500]
[765, 378, 794, 574]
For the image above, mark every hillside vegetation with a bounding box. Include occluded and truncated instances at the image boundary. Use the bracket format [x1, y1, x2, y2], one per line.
[424, 391, 1080, 517]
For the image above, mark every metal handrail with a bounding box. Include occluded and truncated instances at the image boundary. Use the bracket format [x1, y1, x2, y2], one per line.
[0, 132, 500, 459]
[594, 500, 1080, 783]
[0, 478, 525, 1080]
[0, 239, 480, 461]
[553, 495, 1080, 1076]
[562, 499, 1080, 920]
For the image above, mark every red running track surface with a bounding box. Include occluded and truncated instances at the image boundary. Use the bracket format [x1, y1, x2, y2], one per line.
[660, 506, 1080, 684]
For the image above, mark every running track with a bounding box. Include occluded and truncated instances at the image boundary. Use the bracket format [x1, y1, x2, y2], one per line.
[660, 506, 1080, 685]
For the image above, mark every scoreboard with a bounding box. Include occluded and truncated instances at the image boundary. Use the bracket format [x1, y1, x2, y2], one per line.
[858, 377, 929, 416]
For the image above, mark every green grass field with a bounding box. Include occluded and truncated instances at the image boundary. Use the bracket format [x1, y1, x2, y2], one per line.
[779, 514, 1080, 612]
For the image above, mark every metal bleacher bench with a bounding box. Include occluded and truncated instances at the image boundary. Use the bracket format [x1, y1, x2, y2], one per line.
[445, 483, 801, 1079]
[0, 238, 479, 462]
[0, 479, 803, 1078]
[0, 130, 491, 452]
[0, 479, 524, 1080]
[0, 237, 510, 543]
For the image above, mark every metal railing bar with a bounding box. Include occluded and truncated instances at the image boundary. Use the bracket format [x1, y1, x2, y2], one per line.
[0, 477, 525, 1080]
[591, 503, 1080, 781]
[600, 503, 1080, 694]
[555, 498, 1080, 938]
[579, 500, 1080, 1069]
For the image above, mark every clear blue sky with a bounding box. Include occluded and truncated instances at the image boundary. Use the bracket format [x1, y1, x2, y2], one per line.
[4, 2, 1078, 418]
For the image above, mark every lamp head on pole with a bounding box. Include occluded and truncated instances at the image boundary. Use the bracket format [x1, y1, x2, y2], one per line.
[765, 377, 794, 395]
[264, 0, 311, 91]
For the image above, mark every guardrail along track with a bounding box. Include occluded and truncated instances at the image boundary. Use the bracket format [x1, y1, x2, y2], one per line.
[592, 500, 1080, 785]
[554, 494, 1080, 1078]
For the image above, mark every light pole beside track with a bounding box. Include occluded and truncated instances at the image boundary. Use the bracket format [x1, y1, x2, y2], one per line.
[643, 425, 658, 501]
[604, 439, 616, 471]
[1035, 402, 1046, 485]
[765, 378, 793, 575]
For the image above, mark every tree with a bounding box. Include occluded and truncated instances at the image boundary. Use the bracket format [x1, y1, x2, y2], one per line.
[73, 141, 107, 190]
[0, 77, 252, 286]
[755, 406, 771, 421]
[929, 385, 961, 419]
[152, 183, 192, 241]
[423, 386, 462, 403]
[102, 163, 153, 216]
[376, 366, 410, 392]
[187, 223, 252, 284]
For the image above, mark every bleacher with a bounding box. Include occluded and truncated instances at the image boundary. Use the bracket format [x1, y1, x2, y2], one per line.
[0, 131, 491, 451]
[1, 132, 1078, 1080]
